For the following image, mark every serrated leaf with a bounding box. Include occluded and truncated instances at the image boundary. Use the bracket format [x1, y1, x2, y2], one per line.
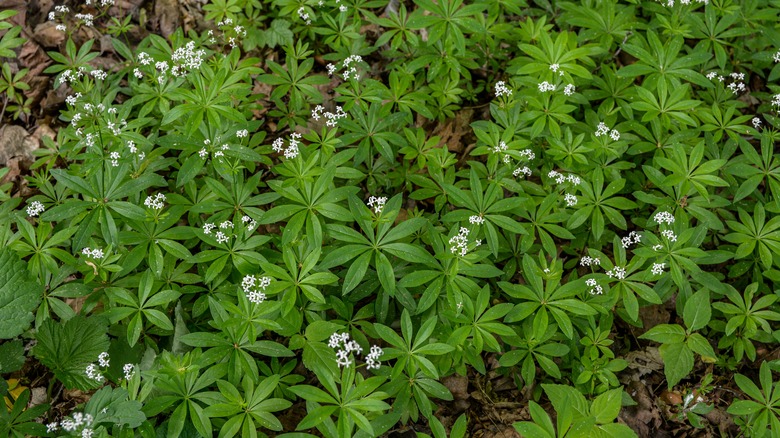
[0, 248, 43, 339]
[32, 315, 110, 390]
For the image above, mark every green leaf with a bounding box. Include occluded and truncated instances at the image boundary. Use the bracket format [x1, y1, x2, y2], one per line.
[683, 289, 711, 331]
[0, 249, 42, 339]
[32, 315, 110, 390]
[659, 342, 694, 389]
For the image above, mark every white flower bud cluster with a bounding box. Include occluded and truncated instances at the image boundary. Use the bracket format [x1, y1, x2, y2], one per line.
[52, 411, 94, 437]
[580, 255, 601, 267]
[85, 351, 109, 382]
[123, 363, 136, 380]
[653, 211, 675, 225]
[311, 105, 348, 127]
[328, 332, 383, 369]
[595, 122, 620, 141]
[241, 215, 258, 232]
[606, 266, 627, 280]
[586, 278, 603, 295]
[367, 196, 387, 214]
[81, 247, 104, 259]
[449, 227, 481, 256]
[26, 200, 45, 217]
[494, 81, 512, 97]
[538, 81, 556, 92]
[621, 231, 642, 249]
[198, 139, 229, 161]
[144, 193, 166, 210]
[272, 132, 302, 159]
[297, 7, 312, 25]
[469, 215, 485, 225]
[563, 84, 576, 96]
[241, 275, 271, 304]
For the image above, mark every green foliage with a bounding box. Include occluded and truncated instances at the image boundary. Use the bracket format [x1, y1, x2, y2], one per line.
[7, 0, 780, 436]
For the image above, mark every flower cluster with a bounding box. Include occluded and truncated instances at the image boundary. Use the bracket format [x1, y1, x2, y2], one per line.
[327, 55, 364, 81]
[366, 196, 387, 214]
[580, 255, 601, 267]
[328, 332, 383, 369]
[651, 263, 666, 275]
[144, 193, 166, 210]
[81, 247, 104, 259]
[272, 132, 302, 159]
[198, 139, 229, 161]
[469, 215, 485, 225]
[85, 351, 109, 382]
[203, 220, 233, 244]
[311, 105, 348, 127]
[494, 81, 512, 97]
[241, 215, 258, 232]
[449, 227, 481, 256]
[538, 81, 556, 92]
[241, 275, 271, 304]
[594, 122, 620, 141]
[493, 141, 511, 163]
[27, 200, 45, 217]
[654, 211, 675, 225]
[586, 278, 603, 295]
[297, 6, 312, 25]
[237, 129, 249, 139]
[606, 266, 627, 280]
[661, 229, 678, 242]
[621, 231, 642, 249]
[706, 71, 745, 94]
[752, 117, 762, 129]
[564, 193, 578, 207]
[123, 363, 136, 380]
[563, 84, 576, 96]
[658, 0, 708, 6]
[548, 170, 581, 186]
[47, 411, 95, 437]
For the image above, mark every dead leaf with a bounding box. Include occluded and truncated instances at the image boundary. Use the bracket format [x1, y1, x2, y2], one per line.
[155, 0, 182, 38]
[32, 21, 65, 48]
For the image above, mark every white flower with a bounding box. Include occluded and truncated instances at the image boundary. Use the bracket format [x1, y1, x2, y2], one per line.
[339, 4, 348, 11]
[563, 84, 575, 96]
[653, 244, 663, 251]
[752, 117, 762, 129]
[538, 81, 555, 92]
[215, 231, 229, 244]
[549, 63, 560, 73]
[494, 81, 512, 97]
[202, 223, 215, 235]
[654, 211, 675, 225]
[580, 256, 601, 267]
[651, 263, 665, 275]
[47, 423, 59, 433]
[564, 193, 578, 207]
[82, 427, 94, 438]
[85, 364, 103, 381]
[606, 266, 627, 280]
[513, 166, 532, 178]
[219, 221, 233, 229]
[585, 278, 603, 295]
[123, 363, 135, 380]
[241, 275, 271, 304]
[81, 247, 104, 259]
[26, 200, 45, 217]
[366, 196, 387, 214]
[336, 350, 352, 367]
[326, 63, 337, 75]
[621, 231, 641, 248]
[449, 227, 471, 257]
[144, 193, 166, 210]
[469, 215, 485, 225]
[609, 129, 620, 141]
[98, 352, 110, 367]
[237, 129, 248, 138]
[595, 122, 610, 137]
[661, 229, 677, 242]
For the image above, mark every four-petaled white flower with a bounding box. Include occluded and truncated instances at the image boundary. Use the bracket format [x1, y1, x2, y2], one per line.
[651, 263, 665, 275]
[27, 201, 45, 217]
[367, 196, 387, 214]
